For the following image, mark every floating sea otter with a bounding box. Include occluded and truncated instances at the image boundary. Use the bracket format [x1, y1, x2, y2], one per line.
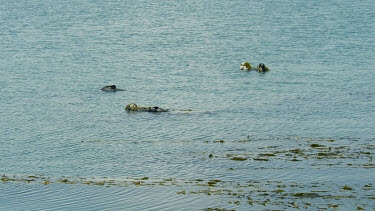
[240, 62, 270, 72]
[101, 85, 125, 91]
[125, 103, 169, 112]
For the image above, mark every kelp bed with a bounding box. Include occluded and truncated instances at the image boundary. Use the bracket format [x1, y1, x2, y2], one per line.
[2, 137, 374, 210]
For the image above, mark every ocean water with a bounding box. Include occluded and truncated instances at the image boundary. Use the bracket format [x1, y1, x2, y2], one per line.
[1, 0, 374, 210]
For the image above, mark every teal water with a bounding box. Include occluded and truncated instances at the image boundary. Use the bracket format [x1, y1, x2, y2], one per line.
[1, 0, 374, 210]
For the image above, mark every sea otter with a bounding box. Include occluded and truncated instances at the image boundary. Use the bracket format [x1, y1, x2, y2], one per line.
[240, 62, 270, 72]
[257, 63, 270, 72]
[101, 85, 125, 91]
[125, 103, 169, 112]
[240, 62, 252, 71]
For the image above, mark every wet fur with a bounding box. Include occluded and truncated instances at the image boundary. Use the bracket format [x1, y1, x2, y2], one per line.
[125, 103, 168, 112]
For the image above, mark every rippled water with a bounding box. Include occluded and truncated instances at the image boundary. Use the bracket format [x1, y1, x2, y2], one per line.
[1, 0, 374, 210]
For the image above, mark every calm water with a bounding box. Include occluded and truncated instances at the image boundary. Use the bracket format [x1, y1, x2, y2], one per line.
[1, 0, 374, 210]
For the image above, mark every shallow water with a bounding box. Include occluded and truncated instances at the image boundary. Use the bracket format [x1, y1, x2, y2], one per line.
[1, 0, 374, 210]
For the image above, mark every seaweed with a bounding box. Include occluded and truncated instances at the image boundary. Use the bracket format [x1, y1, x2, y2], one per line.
[310, 144, 326, 148]
[230, 157, 248, 161]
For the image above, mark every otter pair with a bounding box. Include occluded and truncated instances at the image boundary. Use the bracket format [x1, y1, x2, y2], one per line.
[240, 62, 270, 72]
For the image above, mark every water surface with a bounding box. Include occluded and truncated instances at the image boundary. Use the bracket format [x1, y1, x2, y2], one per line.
[1, 0, 374, 210]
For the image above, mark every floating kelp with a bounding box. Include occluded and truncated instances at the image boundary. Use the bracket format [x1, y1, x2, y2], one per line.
[258, 153, 277, 157]
[291, 192, 321, 198]
[253, 158, 269, 161]
[2, 172, 373, 210]
[2, 136, 374, 210]
[200, 137, 375, 169]
[343, 185, 353, 190]
[204, 208, 235, 211]
[230, 157, 248, 161]
[310, 143, 326, 148]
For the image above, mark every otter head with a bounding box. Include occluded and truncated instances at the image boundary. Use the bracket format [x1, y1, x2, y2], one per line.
[241, 62, 252, 70]
[257, 63, 269, 72]
[126, 103, 137, 111]
[102, 85, 117, 91]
